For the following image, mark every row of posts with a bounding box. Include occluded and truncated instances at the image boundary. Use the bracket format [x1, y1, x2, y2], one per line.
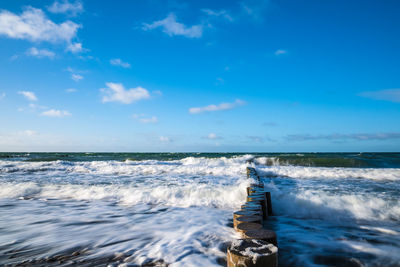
[226, 167, 278, 267]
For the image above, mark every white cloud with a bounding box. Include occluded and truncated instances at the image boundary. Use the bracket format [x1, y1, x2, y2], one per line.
[18, 91, 37, 101]
[205, 133, 222, 140]
[26, 47, 55, 58]
[110, 58, 131, 68]
[20, 130, 36, 136]
[66, 88, 77, 93]
[0, 7, 80, 43]
[159, 136, 171, 142]
[0, 92, 5, 100]
[41, 109, 71, 117]
[189, 99, 246, 114]
[202, 9, 233, 22]
[140, 116, 158, 123]
[359, 89, 400, 103]
[48, 0, 84, 16]
[66, 42, 83, 53]
[71, 73, 83, 82]
[28, 103, 47, 110]
[101, 82, 151, 104]
[143, 13, 203, 38]
[274, 49, 287, 56]
[132, 114, 158, 123]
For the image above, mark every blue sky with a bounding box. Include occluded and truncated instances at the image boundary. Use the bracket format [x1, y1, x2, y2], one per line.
[0, 0, 399, 152]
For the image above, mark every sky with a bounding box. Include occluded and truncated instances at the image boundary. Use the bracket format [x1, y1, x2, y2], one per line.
[0, 0, 400, 152]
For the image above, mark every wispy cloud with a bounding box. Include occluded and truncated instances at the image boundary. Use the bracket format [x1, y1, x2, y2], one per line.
[202, 9, 234, 22]
[240, 0, 270, 21]
[247, 135, 265, 143]
[66, 88, 77, 93]
[26, 47, 55, 59]
[47, 0, 84, 16]
[0, 7, 80, 44]
[215, 77, 225, 85]
[204, 133, 222, 140]
[140, 117, 158, 123]
[20, 130, 37, 136]
[66, 42, 84, 53]
[132, 114, 158, 123]
[246, 135, 275, 143]
[274, 49, 287, 56]
[101, 82, 151, 104]
[189, 99, 246, 114]
[0, 92, 5, 100]
[71, 73, 83, 82]
[159, 136, 171, 142]
[287, 132, 400, 142]
[143, 13, 203, 38]
[110, 58, 131, 68]
[18, 91, 37, 101]
[18, 103, 47, 112]
[359, 89, 400, 103]
[41, 109, 71, 117]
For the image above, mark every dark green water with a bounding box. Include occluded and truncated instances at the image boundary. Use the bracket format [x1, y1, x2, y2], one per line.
[1, 152, 399, 168]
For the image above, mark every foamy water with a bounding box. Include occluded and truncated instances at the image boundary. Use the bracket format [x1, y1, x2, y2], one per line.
[0, 156, 251, 266]
[257, 164, 400, 266]
[0, 153, 399, 266]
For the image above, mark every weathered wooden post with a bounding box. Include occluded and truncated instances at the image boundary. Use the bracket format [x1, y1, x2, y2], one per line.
[228, 167, 278, 267]
[227, 239, 278, 267]
[265, 192, 273, 216]
[236, 222, 263, 233]
[234, 215, 262, 229]
[234, 210, 262, 219]
[242, 229, 278, 246]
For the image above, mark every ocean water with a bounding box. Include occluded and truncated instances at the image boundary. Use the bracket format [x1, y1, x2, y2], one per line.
[0, 153, 399, 266]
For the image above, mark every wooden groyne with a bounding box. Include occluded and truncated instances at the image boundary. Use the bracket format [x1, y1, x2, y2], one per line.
[227, 167, 278, 267]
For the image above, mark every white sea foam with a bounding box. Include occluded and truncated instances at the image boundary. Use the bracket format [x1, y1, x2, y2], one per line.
[0, 156, 255, 209]
[257, 165, 400, 181]
[266, 187, 400, 221]
[0, 180, 250, 209]
[0, 155, 253, 177]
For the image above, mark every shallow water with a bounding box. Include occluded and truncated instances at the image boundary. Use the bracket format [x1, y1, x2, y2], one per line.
[0, 153, 399, 266]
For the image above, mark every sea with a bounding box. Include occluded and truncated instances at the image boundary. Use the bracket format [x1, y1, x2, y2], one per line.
[0, 152, 399, 266]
